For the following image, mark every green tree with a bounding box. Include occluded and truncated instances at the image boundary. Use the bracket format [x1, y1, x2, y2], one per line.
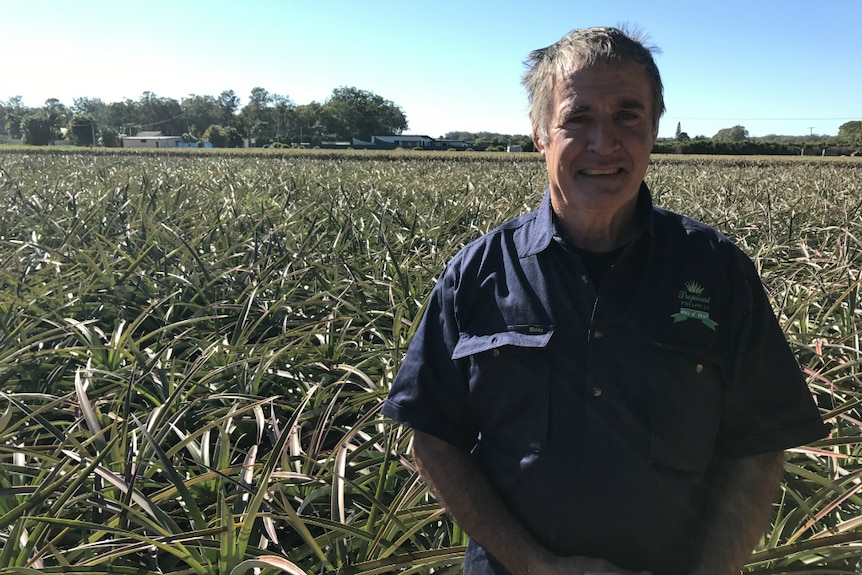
[217, 90, 241, 125]
[42, 98, 68, 140]
[236, 88, 296, 145]
[836, 121, 862, 146]
[322, 87, 407, 141]
[514, 134, 535, 152]
[43, 98, 68, 124]
[182, 94, 222, 137]
[22, 114, 56, 145]
[272, 94, 295, 143]
[293, 102, 336, 144]
[674, 122, 691, 142]
[103, 99, 140, 136]
[138, 92, 184, 135]
[71, 97, 107, 124]
[442, 131, 477, 141]
[1, 96, 28, 138]
[68, 114, 97, 146]
[71, 97, 114, 144]
[203, 124, 227, 147]
[473, 132, 516, 149]
[223, 125, 243, 148]
[713, 125, 749, 142]
[442, 131, 533, 151]
[99, 127, 120, 147]
[239, 87, 275, 145]
[203, 124, 243, 148]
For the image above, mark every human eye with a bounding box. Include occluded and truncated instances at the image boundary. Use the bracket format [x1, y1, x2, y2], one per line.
[617, 109, 642, 125]
[562, 112, 589, 127]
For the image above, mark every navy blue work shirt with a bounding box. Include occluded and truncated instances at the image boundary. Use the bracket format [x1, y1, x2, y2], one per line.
[382, 184, 827, 575]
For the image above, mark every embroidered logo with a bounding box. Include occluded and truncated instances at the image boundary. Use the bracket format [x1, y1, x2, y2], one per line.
[671, 281, 718, 331]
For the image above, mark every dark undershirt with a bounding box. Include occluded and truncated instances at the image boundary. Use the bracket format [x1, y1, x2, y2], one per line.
[572, 245, 625, 288]
[551, 212, 627, 288]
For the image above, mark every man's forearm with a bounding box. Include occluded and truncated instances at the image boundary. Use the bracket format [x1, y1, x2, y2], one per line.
[693, 451, 785, 575]
[411, 430, 549, 574]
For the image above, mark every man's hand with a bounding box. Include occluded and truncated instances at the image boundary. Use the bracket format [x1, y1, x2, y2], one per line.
[528, 554, 652, 575]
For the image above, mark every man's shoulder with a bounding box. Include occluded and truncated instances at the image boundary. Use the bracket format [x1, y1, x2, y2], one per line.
[652, 205, 737, 251]
[650, 205, 759, 286]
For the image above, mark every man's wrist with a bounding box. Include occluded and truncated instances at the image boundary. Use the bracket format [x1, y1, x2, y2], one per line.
[525, 545, 558, 575]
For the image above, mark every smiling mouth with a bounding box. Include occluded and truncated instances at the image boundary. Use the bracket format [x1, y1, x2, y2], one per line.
[579, 168, 624, 176]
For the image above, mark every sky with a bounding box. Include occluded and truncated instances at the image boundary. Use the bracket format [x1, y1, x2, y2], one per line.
[2, 0, 859, 140]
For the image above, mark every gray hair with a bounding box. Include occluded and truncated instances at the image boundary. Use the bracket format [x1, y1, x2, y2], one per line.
[522, 26, 665, 145]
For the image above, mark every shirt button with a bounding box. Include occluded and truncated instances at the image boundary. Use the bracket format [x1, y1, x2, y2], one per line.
[695, 363, 704, 373]
[593, 330, 604, 339]
[592, 387, 603, 397]
[492, 349, 501, 358]
[581, 274, 590, 284]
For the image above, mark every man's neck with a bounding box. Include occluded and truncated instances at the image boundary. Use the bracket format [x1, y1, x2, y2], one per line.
[554, 201, 639, 252]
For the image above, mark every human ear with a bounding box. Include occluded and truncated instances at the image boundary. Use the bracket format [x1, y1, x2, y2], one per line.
[531, 118, 546, 157]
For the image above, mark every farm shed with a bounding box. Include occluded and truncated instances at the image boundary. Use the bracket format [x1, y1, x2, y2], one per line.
[320, 141, 353, 150]
[122, 131, 183, 149]
[434, 139, 473, 150]
[351, 135, 475, 151]
[370, 135, 434, 148]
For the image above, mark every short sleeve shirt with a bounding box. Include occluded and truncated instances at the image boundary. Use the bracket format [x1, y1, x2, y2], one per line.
[382, 184, 827, 575]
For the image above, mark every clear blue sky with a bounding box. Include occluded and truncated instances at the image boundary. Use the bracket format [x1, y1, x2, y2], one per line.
[2, 0, 859, 139]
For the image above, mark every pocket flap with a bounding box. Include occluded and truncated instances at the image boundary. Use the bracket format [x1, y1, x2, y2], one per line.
[452, 326, 554, 360]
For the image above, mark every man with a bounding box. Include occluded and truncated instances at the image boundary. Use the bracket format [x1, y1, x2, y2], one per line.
[382, 26, 827, 575]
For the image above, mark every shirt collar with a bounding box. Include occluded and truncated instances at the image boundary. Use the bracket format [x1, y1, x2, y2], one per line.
[517, 182, 655, 259]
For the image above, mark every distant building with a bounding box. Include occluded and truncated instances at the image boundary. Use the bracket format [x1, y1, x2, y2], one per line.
[435, 139, 474, 151]
[364, 135, 434, 149]
[347, 135, 474, 151]
[122, 131, 183, 149]
[319, 141, 353, 150]
[507, 144, 522, 153]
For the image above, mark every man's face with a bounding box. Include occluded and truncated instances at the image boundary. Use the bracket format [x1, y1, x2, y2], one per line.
[533, 60, 658, 219]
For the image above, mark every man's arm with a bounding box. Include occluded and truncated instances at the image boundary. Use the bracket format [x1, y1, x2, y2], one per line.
[412, 430, 649, 575]
[692, 451, 785, 575]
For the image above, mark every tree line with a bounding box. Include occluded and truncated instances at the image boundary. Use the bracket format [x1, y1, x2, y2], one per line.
[446, 124, 862, 156]
[658, 122, 862, 155]
[1, 89, 859, 154]
[442, 131, 535, 152]
[0, 86, 409, 147]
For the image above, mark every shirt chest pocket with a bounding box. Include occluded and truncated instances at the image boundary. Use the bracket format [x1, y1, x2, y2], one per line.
[645, 341, 725, 474]
[452, 327, 554, 457]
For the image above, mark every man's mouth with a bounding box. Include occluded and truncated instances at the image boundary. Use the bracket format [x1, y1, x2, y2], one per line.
[579, 168, 624, 176]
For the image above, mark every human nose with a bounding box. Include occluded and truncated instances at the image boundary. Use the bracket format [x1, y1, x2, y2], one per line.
[587, 116, 620, 155]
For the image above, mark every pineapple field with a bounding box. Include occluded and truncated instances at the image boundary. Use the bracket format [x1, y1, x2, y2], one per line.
[0, 149, 860, 574]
